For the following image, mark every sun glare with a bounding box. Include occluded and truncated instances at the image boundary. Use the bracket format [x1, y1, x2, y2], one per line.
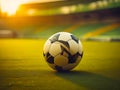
[0, 0, 27, 16]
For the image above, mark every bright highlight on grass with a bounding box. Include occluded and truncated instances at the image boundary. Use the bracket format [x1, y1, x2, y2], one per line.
[0, 0, 27, 16]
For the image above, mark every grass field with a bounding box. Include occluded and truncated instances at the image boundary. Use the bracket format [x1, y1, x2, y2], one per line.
[0, 39, 120, 90]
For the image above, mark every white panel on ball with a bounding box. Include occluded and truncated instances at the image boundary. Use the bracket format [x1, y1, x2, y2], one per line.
[58, 32, 72, 41]
[43, 40, 51, 54]
[49, 42, 62, 57]
[68, 40, 79, 55]
[78, 41, 83, 54]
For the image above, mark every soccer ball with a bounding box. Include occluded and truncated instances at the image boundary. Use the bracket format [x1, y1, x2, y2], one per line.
[43, 32, 83, 71]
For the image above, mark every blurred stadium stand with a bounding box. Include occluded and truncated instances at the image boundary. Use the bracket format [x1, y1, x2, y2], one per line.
[1, 0, 119, 25]
[0, 0, 120, 40]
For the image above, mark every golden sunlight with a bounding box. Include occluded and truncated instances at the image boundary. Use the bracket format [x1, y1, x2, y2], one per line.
[0, 0, 28, 16]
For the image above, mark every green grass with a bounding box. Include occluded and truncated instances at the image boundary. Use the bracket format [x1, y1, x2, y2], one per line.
[0, 39, 120, 90]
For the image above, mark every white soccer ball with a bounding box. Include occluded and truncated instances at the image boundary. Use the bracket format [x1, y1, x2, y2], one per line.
[43, 32, 83, 71]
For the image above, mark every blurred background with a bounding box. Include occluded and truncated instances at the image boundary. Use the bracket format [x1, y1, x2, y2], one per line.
[0, 0, 120, 41]
[0, 1, 120, 90]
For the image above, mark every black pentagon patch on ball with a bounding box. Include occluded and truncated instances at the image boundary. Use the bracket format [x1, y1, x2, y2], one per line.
[47, 56, 54, 64]
[46, 52, 51, 58]
[58, 40, 70, 49]
[68, 52, 80, 63]
[60, 45, 70, 55]
[50, 34, 60, 43]
[46, 52, 54, 64]
[55, 65, 64, 71]
[71, 35, 79, 44]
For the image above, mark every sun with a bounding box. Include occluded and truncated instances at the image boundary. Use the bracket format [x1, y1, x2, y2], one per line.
[0, 0, 27, 16]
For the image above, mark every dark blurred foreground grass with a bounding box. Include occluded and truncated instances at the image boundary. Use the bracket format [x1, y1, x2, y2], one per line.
[0, 39, 120, 90]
